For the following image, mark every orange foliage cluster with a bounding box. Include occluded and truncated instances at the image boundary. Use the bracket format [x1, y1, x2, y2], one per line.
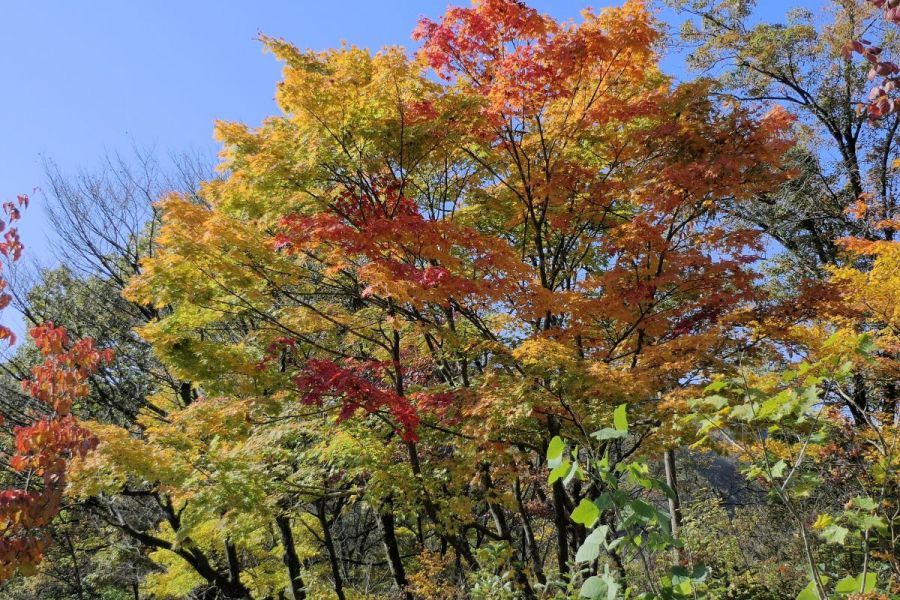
[0, 324, 112, 578]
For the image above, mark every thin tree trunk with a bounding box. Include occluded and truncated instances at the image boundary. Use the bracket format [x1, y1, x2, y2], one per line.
[378, 501, 412, 600]
[548, 419, 570, 576]
[316, 500, 347, 600]
[275, 515, 307, 600]
[663, 448, 683, 562]
[515, 476, 546, 585]
[551, 467, 571, 575]
[481, 464, 537, 599]
[224, 540, 241, 587]
[405, 440, 479, 569]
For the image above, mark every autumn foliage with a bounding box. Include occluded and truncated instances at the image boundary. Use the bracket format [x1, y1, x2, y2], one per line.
[0, 0, 898, 598]
[0, 324, 111, 579]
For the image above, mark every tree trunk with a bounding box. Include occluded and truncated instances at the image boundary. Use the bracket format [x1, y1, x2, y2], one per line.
[515, 476, 546, 585]
[316, 500, 347, 600]
[548, 419, 570, 576]
[663, 448, 683, 562]
[378, 501, 412, 600]
[275, 515, 307, 600]
[481, 464, 536, 599]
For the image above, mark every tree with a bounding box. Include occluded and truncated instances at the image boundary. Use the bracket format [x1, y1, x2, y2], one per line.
[114, 1, 792, 596]
[0, 152, 216, 599]
[10, 1, 899, 598]
[0, 322, 112, 580]
[670, 0, 900, 428]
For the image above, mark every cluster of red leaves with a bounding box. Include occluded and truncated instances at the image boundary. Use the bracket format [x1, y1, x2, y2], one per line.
[0, 194, 29, 346]
[259, 344, 457, 431]
[0, 323, 112, 580]
[413, 0, 656, 117]
[846, 2, 900, 118]
[293, 359, 420, 441]
[274, 181, 509, 306]
[23, 330, 114, 415]
[870, 0, 900, 24]
[273, 184, 421, 254]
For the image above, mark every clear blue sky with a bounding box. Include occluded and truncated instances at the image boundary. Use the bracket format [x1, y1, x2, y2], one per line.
[0, 0, 821, 339]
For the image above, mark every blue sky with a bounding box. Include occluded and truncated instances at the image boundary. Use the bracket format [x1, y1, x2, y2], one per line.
[0, 0, 821, 339]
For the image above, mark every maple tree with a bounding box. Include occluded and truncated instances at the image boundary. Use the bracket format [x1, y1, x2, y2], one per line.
[0, 1, 898, 599]
[114, 0, 794, 597]
[0, 195, 114, 580]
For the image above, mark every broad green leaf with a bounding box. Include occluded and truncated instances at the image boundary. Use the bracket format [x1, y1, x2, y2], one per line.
[592, 428, 627, 441]
[571, 499, 600, 528]
[563, 460, 583, 485]
[704, 380, 727, 392]
[851, 496, 877, 511]
[770, 459, 787, 479]
[729, 403, 756, 421]
[834, 576, 857, 594]
[795, 576, 831, 600]
[580, 576, 605, 598]
[613, 404, 628, 432]
[820, 524, 849, 545]
[851, 513, 888, 532]
[548, 460, 571, 485]
[834, 572, 875, 595]
[700, 394, 730, 409]
[547, 436, 565, 468]
[580, 571, 620, 600]
[629, 499, 657, 524]
[602, 573, 620, 600]
[859, 572, 876, 593]
[795, 581, 818, 600]
[758, 390, 792, 419]
[574, 525, 608, 563]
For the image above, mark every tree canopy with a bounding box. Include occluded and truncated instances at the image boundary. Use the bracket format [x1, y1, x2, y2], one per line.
[0, 1, 897, 599]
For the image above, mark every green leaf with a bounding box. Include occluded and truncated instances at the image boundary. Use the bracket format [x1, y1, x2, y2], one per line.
[591, 428, 627, 441]
[704, 379, 728, 392]
[574, 525, 608, 563]
[857, 333, 876, 355]
[571, 499, 600, 528]
[548, 460, 571, 485]
[613, 404, 628, 432]
[834, 576, 857, 594]
[602, 573, 620, 600]
[580, 576, 604, 598]
[547, 436, 565, 468]
[729, 403, 756, 421]
[580, 571, 620, 600]
[563, 460, 583, 486]
[820, 524, 849, 545]
[759, 390, 792, 419]
[851, 496, 877, 511]
[770, 459, 787, 479]
[700, 394, 730, 410]
[851, 513, 888, 532]
[795, 581, 819, 600]
[629, 499, 658, 524]
[834, 572, 876, 595]
[859, 572, 876, 593]
[651, 479, 677, 500]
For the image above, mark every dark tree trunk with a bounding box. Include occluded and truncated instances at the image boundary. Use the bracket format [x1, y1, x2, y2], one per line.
[548, 419, 570, 576]
[275, 515, 307, 600]
[378, 501, 412, 600]
[316, 500, 347, 600]
[515, 476, 546, 585]
[481, 464, 536, 599]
